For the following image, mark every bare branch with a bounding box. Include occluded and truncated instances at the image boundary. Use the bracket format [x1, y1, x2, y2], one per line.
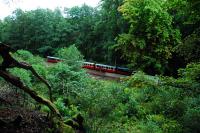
[0, 43, 53, 102]
[0, 43, 58, 116]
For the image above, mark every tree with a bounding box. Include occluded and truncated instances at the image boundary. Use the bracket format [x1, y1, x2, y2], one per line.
[93, 0, 128, 64]
[115, 0, 181, 75]
[1, 8, 74, 56]
[65, 4, 100, 61]
[167, 0, 200, 63]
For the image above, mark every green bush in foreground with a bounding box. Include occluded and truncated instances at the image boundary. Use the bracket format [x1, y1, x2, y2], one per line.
[2, 48, 199, 133]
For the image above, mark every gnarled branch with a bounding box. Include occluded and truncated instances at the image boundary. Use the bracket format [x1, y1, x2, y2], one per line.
[0, 43, 53, 102]
[0, 43, 59, 117]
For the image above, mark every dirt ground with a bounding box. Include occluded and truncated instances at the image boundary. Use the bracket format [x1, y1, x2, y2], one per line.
[0, 83, 51, 133]
[0, 107, 51, 133]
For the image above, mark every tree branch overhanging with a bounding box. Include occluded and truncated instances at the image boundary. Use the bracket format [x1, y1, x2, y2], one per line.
[0, 43, 60, 117]
[0, 43, 53, 102]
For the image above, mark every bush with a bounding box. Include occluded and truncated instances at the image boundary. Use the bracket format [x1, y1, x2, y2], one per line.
[56, 44, 84, 70]
[182, 108, 200, 133]
[178, 62, 200, 82]
[54, 98, 79, 119]
[9, 68, 32, 87]
[3, 49, 199, 133]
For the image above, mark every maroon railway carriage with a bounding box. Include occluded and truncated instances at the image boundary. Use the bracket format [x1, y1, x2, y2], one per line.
[47, 56, 63, 63]
[47, 56, 131, 75]
[82, 62, 131, 76]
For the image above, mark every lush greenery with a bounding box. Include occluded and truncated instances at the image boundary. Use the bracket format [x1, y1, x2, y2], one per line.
[1, 47, 199, 132]
[0, 0, 199, 75]
[0, 0, 199, 132]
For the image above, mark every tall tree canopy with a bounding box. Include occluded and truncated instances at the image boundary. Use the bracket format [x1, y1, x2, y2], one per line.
[0, 0, 199, 75]
[115, 0, 181, 74]
[1, 8, 74, 55]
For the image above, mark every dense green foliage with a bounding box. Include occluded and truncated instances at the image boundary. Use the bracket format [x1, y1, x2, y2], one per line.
[115, 0, 199, 75]
[116, 0, 181, 74]
[0, 0, 199, 75]
[0, 8, 74, 55]
[0, 1, 127, 64]
[1, 48, 199, 132]
[0, 0, 199, 132]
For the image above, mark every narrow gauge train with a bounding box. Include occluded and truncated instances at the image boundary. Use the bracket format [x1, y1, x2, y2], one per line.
[47, 56, 63, 63]
[82, 62, 131, 76]
[47, 56, 131, 75]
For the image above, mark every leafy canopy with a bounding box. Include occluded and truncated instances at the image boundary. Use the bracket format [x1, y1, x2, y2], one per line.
[115, 0, 181, 74]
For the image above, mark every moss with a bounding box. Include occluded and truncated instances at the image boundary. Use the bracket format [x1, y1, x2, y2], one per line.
[63, 114, 85, 132]
[61, 123, 74, 133]
[64, 119, 79, 129]
[52, 117, 75, 133]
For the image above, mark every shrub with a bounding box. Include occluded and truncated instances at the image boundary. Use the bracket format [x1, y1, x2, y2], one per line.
[56, 44, 84, 70]
[182, 108, 200, 133]
[178, 62, 200, 82]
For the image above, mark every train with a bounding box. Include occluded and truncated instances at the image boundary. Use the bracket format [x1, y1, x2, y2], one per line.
[82, 62, 131, 75]
[47, 56, 132, 75]
[46, 56, 63, 63]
